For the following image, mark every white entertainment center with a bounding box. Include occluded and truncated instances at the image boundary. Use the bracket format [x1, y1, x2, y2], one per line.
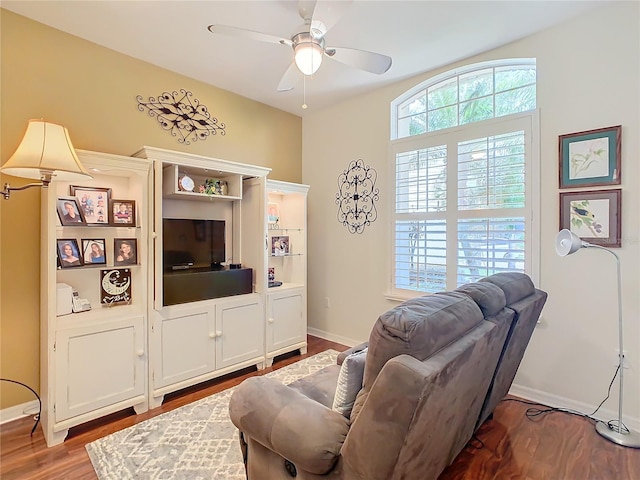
[40, 146, 308, 446]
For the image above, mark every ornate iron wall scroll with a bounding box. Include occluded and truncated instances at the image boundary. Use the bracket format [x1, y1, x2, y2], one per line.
[136, 89, 226, 145]
[335, 159, 379, 234]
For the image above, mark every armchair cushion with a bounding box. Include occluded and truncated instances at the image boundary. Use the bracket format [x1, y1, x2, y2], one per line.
[455, 281, 506, 317]
[364, 292, 484, 389]
[332, 347, 367, 416]
[229, 376, 349, 475]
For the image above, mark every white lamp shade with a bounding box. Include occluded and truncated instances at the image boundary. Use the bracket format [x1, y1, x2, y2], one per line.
[555, 229, 585, 256]
[294, 42, 323, 75]
[1, 120, 92, 181]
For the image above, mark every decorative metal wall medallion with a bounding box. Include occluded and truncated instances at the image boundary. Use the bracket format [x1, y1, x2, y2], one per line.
[136, 89, 226, 144]
[335, 159, 379, 234]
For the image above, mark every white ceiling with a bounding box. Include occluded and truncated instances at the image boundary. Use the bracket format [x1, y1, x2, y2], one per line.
[3, 0, 609, 117]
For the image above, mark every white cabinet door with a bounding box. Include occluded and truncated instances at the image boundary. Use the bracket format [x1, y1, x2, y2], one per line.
[55, 316, 145, 422]
[215, 294, 264, 370]
[266, 288, 306, 354]
[151, 304, 216, 389]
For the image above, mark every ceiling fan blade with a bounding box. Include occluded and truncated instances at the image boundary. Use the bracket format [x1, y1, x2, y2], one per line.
[309, 0, 353, 36]
[326, 47, 392, 74]
[277, 63, 301, 92]
[207, 24, 291, 47]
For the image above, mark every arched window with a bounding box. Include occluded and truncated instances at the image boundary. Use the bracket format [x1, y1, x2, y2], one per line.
[389, 59, 539, 297]
[392, 59, 536, 140]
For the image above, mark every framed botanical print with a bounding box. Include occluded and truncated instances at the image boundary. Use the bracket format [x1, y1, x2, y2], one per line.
[559, 125, 621, 188]
[559, 189, 621, 248]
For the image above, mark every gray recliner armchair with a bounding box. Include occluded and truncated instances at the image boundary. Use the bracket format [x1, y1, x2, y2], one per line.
[229, 272, 547, 480]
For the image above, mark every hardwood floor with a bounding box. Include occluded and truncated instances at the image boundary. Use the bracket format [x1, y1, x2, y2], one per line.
[2, 335, 639, 479]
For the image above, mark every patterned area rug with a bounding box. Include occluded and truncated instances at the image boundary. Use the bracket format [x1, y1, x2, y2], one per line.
[86, 350, 338, 480]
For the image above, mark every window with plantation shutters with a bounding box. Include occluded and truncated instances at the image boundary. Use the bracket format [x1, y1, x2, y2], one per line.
[389, 60, 539, 297]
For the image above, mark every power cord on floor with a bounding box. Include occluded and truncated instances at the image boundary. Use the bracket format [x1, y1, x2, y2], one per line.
[0, 378, 41, 435]
[501, 363, 631, 434]
[467, 433, 485, 450]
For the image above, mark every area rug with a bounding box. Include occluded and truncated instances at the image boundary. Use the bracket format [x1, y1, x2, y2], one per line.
[86, 350, 338, 480]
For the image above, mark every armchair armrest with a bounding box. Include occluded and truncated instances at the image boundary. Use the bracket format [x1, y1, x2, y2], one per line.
[229, 376, 350, 475]
[337, 342, 369, 365]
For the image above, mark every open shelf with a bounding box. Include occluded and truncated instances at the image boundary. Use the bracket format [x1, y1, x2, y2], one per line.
[162, 164, 242, 201]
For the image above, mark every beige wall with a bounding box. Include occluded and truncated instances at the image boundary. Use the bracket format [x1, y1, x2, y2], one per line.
[303, 2, 640, 428]
[0, 9, 301, 409]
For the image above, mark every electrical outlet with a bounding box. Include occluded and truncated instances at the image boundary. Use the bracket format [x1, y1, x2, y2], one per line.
[614, 349, 629, 369]
[324, 297, 330, 308]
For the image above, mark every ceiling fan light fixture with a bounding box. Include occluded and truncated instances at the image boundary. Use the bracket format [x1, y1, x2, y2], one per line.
[294, 42, 323, 75]
[292, 32, 324, 76]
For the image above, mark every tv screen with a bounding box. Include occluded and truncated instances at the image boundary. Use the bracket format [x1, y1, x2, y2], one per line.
[163, 218, 225, 270]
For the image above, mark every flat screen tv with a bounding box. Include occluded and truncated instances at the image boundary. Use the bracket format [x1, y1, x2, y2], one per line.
[163, 218, 225, 270]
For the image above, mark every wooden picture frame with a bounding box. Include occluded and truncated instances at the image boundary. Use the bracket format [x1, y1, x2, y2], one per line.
[82, 238, 107, 265]
[114, 238, 138, 265]
[110, 199, 136, 226]
[70, 186, 111, 225]
[559, 189, 621, 248]
[57, 238, 83, 268]
[559, 125, 621, 188]
[56, 197, 86, 226]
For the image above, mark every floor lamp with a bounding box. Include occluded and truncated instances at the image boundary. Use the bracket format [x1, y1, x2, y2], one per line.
[555, 229, 640, 448]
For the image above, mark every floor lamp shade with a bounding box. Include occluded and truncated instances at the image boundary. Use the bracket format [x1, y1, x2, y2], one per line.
[555, 229, 585, 256]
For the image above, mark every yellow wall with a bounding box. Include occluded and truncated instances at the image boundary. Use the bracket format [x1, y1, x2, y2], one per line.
[0, 9, 302, 409]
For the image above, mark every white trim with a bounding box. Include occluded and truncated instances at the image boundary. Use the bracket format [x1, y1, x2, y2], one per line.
[306, 327, 360, 348]
[509, 382, 640, 432]
[0, 400, 40, 425]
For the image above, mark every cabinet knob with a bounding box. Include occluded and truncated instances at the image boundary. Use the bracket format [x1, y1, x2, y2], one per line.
[137, 350, 144, 357]
[209, 333, 216, 339]
[216, 331, 223, 338]
[268, 317, 274, 323]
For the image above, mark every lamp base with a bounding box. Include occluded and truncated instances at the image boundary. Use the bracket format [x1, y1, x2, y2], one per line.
[596, 421, 640, 448]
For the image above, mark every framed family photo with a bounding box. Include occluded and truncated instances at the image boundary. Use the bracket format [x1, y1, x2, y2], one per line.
[271, 235, 289, 256]
[57, 238, 83, 268]
[114, 238, 138, 265]
[559, 189, 621, 248]
[110, 199, 136, 226]
[56, 197, 86, 226]
[82, 238, 107, 265]
[70, 186, 111, 225]
[559, 125, 621, 189]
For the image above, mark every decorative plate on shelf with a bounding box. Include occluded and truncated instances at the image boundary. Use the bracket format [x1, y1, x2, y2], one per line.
[178, 174, 195, 192]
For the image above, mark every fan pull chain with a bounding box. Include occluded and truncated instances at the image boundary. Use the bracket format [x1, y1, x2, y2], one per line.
[302, 75, 308, 109]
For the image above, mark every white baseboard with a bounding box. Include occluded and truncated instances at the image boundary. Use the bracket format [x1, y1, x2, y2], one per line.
[509, 383, 640, 432]
[0, 400, 40, 425]
[307, 327, 362, 348]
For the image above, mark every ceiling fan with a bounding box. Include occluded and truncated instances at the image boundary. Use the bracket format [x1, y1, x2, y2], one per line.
[207, 0, 392, 92]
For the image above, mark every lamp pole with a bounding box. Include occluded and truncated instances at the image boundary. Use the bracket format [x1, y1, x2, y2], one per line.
[555, 229, 640, 448]
[589, 246, 640, 447]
